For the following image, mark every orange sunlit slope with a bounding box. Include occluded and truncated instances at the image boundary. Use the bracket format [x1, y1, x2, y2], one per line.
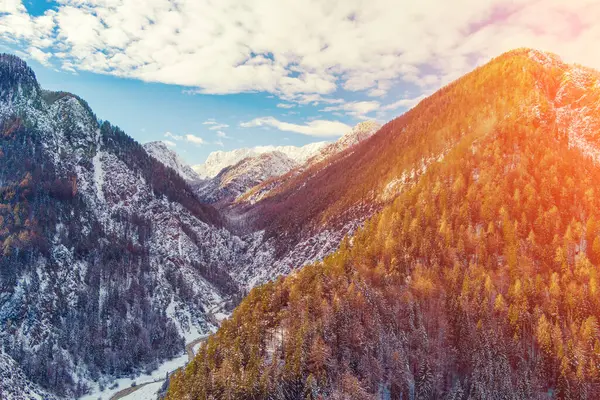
[168, 49, 600, 399]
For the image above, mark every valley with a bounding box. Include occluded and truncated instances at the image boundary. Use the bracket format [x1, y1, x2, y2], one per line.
[0, 53, 382, 399]
[2, 47, 600, 400]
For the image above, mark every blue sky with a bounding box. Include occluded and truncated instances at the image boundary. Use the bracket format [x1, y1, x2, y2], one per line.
[19, 56, 347, 164]
[0, 0, 595, 164]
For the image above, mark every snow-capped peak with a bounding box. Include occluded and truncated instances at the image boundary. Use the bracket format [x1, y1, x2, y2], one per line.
[192, 142, 328, 179]
[143, 141, 202, 182]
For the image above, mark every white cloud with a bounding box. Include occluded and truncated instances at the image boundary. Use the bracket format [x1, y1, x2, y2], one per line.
[276, 103, 295, 109]
[4, 0, 600, 105]
[214, 139, 225, 147]
[165, 131, 183, 141]
[240, 117, 351, 137]
[382, 94, 428, 111]
[208, 123, 229, 131]
[166, 131, 205, 145]
[185, 134, 205, 145]
[321, 101, 380, 119]
[27, 47, 51, 66]
[216, 131, 230, 138]
[202, 119, 217, 125]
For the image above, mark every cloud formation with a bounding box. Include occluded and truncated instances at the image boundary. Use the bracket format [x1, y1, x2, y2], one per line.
[241, 117, 351, 137]
[321, 101, 380, 119]
[185, 134, 205, 145]
[165, 132, 183, 141]
[382, 94, 428, 111]
[165, 131, 205, 145]
[208, 124, 229, 131]
[2, 0, 599, 107]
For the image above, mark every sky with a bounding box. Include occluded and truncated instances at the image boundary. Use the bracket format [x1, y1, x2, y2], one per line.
[1, 0, 599, 164]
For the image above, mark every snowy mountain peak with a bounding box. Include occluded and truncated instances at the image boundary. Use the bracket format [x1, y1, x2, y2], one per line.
[143, 141, 201, 182]
[345, 120, 381, 138]
[192, 141, 327, 179]
[197, 151, 298, 204]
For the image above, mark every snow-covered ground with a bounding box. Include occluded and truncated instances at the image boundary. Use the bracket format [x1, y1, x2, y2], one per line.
[120, 381, 164, 400]
[80, 351, 188, 400]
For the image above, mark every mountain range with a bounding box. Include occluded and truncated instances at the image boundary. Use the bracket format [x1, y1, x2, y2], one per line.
[3, 48, 600, 400]
[192, 142, 327, 179]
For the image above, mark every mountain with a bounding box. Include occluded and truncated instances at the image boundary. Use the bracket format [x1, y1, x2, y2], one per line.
[167, 49, 600, 399]
[227, 119, 386, 285]
[0, 54, 253, 398]
[195, 121, 381, 208]
[143, 141, 202, 183]
[192, 142, 327, 179]
[196, 151, 298, 206]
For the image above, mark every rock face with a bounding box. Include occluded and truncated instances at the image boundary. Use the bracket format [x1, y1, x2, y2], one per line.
[143, 141, 202, 183]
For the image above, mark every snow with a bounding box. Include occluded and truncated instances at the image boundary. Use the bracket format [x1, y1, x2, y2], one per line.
[80, 351, 189, 400]
[196, 151, 300, 204]
[92, 150, 105, 202]
[119, 381, 163, 400]
[166, 300, 210, 343]
[192, 342, 203, 355]
[214, 312, 230, 322]
[192, 141, 328, 179]
[143, 141, 201, 182]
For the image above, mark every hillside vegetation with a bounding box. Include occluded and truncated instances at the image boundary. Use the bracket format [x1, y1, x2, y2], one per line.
[167, 50, 600, 399]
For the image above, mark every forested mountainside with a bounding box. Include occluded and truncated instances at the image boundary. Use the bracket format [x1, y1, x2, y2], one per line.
[0, 53, 384, 399]
[0, 54, 247, 398]
[167, 49, 600, 399]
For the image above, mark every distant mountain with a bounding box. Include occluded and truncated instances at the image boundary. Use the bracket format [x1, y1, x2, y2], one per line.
[143, 141, 202, 182]
[195, 121, 381, 211]
[197, 151, 298, 205]
[192, 142, 327, 179]
[167, 49, 600, 400]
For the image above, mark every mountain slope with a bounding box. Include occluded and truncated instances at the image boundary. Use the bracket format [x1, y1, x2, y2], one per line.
[167, 49, 600, 399]
[192, 142, 327, 179]
[0, 54, 246, 398]
[307, 120, 381, 165]
[143, 141, 202, 182]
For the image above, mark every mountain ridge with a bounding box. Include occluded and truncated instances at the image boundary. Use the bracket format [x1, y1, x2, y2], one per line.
[192, 142, 327, 179]
[143, 141, 203, 183]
